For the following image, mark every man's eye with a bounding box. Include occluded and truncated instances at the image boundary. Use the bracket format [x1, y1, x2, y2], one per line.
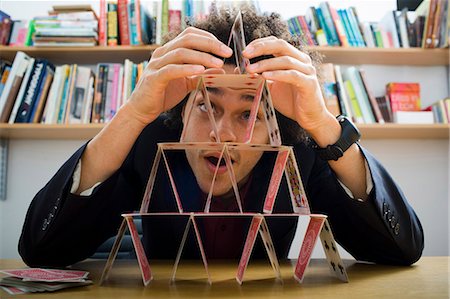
[241, 111, 251, 120]
[198, 102, 215, 113]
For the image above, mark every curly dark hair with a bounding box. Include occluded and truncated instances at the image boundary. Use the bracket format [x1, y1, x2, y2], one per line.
[163, 3, 322, 145]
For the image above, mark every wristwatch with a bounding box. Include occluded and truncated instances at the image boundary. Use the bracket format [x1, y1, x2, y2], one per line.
[312, 115, 361, 161]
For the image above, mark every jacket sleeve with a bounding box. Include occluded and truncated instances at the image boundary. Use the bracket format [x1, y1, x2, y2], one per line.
[18, 140, 144, 268]
[305, 143, 424, 265]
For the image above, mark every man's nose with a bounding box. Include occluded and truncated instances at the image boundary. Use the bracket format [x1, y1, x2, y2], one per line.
[209, 117, 237, 143]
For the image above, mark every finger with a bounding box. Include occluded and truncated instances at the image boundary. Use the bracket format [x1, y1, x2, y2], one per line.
[155, 64, 205, 85]
[243, 38, 311, 64]
[246, 56, 316, 76]
[245, 36, 277, 48]
[177, 26, 219, 41]
[261, 70, 314, 87]
[204, 68, 226, 75]
[152, 48, 225, 69]
[163, 33, 233, 59]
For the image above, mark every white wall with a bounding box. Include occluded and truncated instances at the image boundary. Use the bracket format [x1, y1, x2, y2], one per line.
[1, 0, 449, 260]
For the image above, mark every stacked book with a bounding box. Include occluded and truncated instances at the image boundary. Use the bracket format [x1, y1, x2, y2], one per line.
[317, 63, 439, 124]
[33, 6, 98, 47]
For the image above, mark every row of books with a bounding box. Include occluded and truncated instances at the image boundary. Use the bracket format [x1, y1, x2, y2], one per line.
[0, 51, 147, 124]
[424, 98, 450, 123]
[288, 0, 449, 48]
[0, 51, 445, 125]
[319, 63, 443, 124]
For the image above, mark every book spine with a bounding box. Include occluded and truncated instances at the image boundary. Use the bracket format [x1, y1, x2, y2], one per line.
[135, 0, 143, 44]
[329, 6, 349, 46]
[28, 65, 49, 123]
[344, 80, 364, 123]
[41, 65, 62, 124]
[319, 2, 340, 46]
[359, 68, 385, 123]
[99, 0, 107, 46]
[15, 60, 46, 123]
[107, 2, 119, 46]
[161, 0, 169, 37]
[92, 64, 105, 123]
[8, 58, 35, 123]
[32, 66, 54, 123]
[100, 64, 109, 122]
[334, 65, 353, 120]
[0, 51, 27, 117]
[0, 65, 11, 96]
[117, 0, 130, 45]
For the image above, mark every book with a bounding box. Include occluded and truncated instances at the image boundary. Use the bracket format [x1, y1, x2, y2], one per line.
[386, 82, 421, 112]
[31, 66, 54, 123]
[0, 52, 32, 122]
[358, 68, 385, 123]
[107, 2, 119, 46]
[393, 111, 434, 123]
[376, 95, 393, 122]
[117, 0, 130, 45]
[342, 67, 376, 123]
[344, 80, 364, 123]
[333, 65, 352, 120]
[317, 63, 340, 116]
[67, 66, 92, 124]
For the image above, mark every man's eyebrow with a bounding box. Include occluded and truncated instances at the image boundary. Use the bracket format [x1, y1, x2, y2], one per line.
[206, 87, 255, 102]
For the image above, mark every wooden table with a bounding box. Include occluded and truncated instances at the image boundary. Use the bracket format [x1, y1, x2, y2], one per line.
[1, 257, 448, 298]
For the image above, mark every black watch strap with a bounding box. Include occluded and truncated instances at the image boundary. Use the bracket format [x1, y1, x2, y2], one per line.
[312, 115, 361, 161]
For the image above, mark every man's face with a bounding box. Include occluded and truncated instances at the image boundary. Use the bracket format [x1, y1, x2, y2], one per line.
[182, 66, 269, 196]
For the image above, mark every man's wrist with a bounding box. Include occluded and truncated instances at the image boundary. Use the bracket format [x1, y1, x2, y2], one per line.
[306, 113, 342, 148]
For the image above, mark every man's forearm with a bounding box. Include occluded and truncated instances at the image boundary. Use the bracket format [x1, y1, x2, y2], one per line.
[308, 114, 368, 201]
[75, 104, 150, 195]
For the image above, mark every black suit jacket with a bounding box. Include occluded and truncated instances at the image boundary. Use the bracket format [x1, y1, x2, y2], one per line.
[18, 117, 424, 267]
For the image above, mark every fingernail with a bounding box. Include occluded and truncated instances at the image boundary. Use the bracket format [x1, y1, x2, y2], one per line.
[211, 57, 224, 67]
[221, 44, 233, 55]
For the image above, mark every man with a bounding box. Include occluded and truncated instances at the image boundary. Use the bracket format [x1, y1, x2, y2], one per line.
[19, 6, 423, 267]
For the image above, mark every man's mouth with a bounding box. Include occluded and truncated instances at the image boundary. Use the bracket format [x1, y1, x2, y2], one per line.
[204, 154, 235, 174]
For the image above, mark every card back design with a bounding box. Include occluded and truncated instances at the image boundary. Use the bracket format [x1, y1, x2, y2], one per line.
[294, 215, 326, 283]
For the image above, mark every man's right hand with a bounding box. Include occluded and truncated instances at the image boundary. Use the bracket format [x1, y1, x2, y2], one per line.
[125, 27, 233, 126]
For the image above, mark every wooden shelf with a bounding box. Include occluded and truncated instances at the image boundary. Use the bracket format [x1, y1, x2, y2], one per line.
[1, 45, 448, 66]
[0, 45, 159, 64]
[310, 47, 450, 66]
[0, 123, 448, 140]
[358, 123, 450, 139]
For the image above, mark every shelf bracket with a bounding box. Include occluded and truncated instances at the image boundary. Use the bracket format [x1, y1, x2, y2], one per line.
[0, 138, 8, 201]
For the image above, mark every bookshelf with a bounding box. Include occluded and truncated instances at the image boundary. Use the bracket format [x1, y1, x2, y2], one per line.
[0, 47, 447, 139]
[0, 45, 448, 65]
[0, 46, 448, 140]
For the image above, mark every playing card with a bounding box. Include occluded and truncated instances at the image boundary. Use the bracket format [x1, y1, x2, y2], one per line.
[191, 215, 212, 284]
[204, 145, 226, 213]
[161, 149, 183, 212]
[100, 218, 128, 285]
[294, 215, 326, 283]
[260, 82, 282, 146]
[259, 217, 281, 280]
[223, 145, 243, 213]
[228, 11, 250, 74]
[125, 216, 152, 286]
[0, 268, 87, 282]
[1, 285, 26, 295]
[285, 148, 310, 214]
[171, 215, 193, 282]
[319, 219, 349, 282]
[180, 81, 203, 143]
[140, 146, 162, 213]
[263, 149, 290, 214]
[236, 215, 263, 284]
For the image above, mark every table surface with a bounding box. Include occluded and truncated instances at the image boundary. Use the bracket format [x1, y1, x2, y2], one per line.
[0, 257, 449, 298]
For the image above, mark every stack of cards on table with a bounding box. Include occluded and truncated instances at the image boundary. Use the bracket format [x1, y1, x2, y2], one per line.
[0, 268, 92, 295]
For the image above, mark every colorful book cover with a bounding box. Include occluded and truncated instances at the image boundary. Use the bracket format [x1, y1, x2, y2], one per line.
[386, 83, 421, 112]
[117, 0, 130, 45]
[344, 80, 364, 123]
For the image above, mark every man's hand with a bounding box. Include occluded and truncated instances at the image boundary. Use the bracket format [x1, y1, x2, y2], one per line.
[125, 27, 233, 126]
[242, 36, 336, 136]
